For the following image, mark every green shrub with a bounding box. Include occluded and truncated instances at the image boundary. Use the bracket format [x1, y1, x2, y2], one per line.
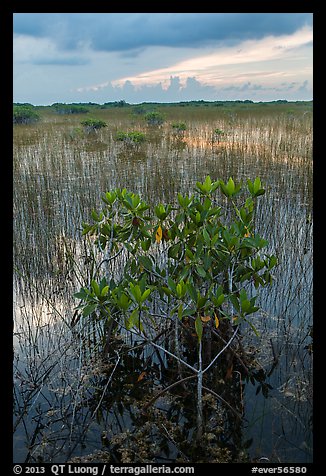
[171, 122, 187, 134]
[116, 131, 146, 145]
[80, 118, 107, 133]
[13, 105, 40, 125]
[144, 111, 164, 126]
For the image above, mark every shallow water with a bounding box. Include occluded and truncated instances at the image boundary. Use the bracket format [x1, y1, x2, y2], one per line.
[13, 105, 313, 463]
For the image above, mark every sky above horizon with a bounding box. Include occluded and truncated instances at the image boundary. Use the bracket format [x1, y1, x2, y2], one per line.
[13, 13, 313, 105]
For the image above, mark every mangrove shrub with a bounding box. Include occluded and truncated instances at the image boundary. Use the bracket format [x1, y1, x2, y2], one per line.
[74, 176, 277, 439]
[80, 118, 107, 134]
[13, 105, 41, 125]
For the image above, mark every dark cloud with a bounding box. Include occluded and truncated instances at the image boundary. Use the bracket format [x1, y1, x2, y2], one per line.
[219, 80, 311, 97]
[32, 56, 90, 66]
[13, 13, 312, 53]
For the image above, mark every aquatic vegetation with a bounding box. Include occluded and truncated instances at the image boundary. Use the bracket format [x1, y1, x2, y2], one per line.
[13, 101, 313, 463]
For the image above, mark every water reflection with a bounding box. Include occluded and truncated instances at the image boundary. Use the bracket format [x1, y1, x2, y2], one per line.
[13, 109, 312, 463]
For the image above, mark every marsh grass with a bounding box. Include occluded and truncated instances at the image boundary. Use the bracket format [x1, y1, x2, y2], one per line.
[13, 103, 312, 463]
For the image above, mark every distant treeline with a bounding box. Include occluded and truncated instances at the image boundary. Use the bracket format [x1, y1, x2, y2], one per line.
[14, 99, 313, 112]
[13, 99, 313, 125]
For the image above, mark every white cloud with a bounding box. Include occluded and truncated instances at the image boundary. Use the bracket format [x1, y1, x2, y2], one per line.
[111, 26, 312, 89]
[13, 20, 313, 104]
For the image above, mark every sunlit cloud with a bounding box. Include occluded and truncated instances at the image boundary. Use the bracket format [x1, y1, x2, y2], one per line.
[13, 13, 313, 104]
[111, 26, 312, 90]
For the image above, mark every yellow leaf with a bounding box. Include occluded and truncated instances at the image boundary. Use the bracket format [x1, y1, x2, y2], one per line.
[155, 225, 163, 243]
[244, 226, 250, 238]
[214, 313, 219, 329]
[137, 371, 146, 382]
[201, 315, 211, 323]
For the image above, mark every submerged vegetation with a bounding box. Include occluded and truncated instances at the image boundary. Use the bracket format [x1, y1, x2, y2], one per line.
[13, 100, 313, 463]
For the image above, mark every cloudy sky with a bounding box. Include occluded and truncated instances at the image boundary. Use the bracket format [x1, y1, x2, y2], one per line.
[13, 13, 313, 105]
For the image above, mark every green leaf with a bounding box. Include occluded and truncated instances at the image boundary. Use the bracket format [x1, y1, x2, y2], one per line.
[239, 288, 248, 304]
[202, 228, 211, 245]
[91, 280, 100, 297]
[197, 266, 206, 278]
[81, 224, 93, 236]
[177, 193, 193, 208]
[83, 303, 97, 318]
[139, 255, 153, 271]
[240, 237, 258, 249]
[253, 177, 261, 194]
[176, 280, 186, 299]
[196, 176, 212, 194]
[91, 210, 99, 221]
[229, 294, 240, 312]
[179, 267, 190, 280]
[241, 299, 251, 313]
[215, 293, 225, 307]
[168, 243, 181, 259]
[74, 289, 88, 300]
[203, 175, 212, 189]
[119, 293, 131, 310]
[185, 248, 194, 260]
[167, 277, 177, 293]
[215, 285, 224, 298]
[268, 255, 277, 269]
[226, 177, 235, 195]
[100, 285, 109, 297]
[247, 179, 254, 195]
[141, 239, 151, 251]
[248, 178, 265, 197]
[129, 284, 142, 303]
[126, 308, 140, 330]
[161, 286, 172, 296]
[197, 296, 208, 309]
[177, 193, 185, 207]
[155, 204, 167, 220]
[141, 289, 151, 303]
[187, 282, 198, 302]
